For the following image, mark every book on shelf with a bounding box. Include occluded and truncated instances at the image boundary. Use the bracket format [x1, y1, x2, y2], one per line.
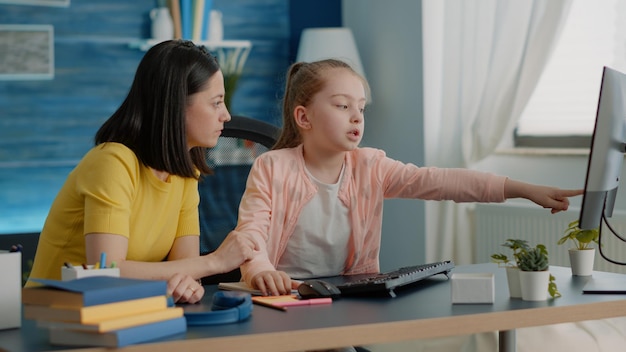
[192, 0, 205, 41]
[200, 0, 211, 40]
[23, 276, 167, 308]
[169, 0, 182, 39]
[48, 316, 187, 348]
[172, 0, 213, 41]
[24, 295, 172, 324]
[180, 0, 192, 40]
[37, 307, 184, 333]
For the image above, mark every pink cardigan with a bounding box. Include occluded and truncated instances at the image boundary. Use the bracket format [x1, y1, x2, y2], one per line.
[236, 145, 506, 284]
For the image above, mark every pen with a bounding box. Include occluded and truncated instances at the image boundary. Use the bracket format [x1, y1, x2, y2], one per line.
[64, 262, 74, 269]
[252, 299, 288, 312]
[81, 263, 88, 270]
[99, 252, 107, 269]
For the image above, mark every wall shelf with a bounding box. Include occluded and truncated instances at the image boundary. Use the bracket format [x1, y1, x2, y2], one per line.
[128, 39, 251, 52]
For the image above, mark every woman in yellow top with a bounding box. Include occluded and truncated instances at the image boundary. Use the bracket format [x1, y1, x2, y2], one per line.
[27, 40, 260, 303]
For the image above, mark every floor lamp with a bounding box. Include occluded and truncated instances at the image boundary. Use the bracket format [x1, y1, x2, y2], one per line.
[296, 27, 366, 79]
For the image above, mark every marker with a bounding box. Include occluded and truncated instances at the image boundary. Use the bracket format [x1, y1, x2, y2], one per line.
[99, 252, 107, 269]
[81, 263, 88, 270]
[64, 262, 73, 269]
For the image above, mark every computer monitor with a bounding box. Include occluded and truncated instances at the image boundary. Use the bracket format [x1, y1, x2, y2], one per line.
[579, 66, 626, 232]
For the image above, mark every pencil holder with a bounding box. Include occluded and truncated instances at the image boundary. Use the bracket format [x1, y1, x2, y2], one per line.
[0, 250, 21, 329]
[61, 265, 120, 281]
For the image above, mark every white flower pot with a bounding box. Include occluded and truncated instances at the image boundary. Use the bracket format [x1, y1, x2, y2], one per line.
[505, 266, 522, 298]
[569, 248, 595, 276]
[519, 270, 550, 301]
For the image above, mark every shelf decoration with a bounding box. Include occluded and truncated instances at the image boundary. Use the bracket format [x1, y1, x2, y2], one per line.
[216, 43, 251, 111]
[141, 0, 249, 111]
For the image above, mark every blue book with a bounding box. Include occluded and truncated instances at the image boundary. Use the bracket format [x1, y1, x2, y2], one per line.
[180, 0, 192, 40]
[48, 316, 187, 347]
[201, 0, 213, 41]
[24, 276, 167, 308]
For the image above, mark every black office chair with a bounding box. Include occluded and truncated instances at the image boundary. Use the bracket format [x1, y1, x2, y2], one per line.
[198, 115, 281, 285]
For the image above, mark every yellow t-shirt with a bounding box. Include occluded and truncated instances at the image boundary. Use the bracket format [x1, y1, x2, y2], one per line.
[28, 143, 200, 282]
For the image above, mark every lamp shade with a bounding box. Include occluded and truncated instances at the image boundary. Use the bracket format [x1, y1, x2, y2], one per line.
[296, 27, 365, 78]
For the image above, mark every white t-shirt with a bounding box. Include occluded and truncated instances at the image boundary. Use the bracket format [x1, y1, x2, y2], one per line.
[276, 165, 351, 279]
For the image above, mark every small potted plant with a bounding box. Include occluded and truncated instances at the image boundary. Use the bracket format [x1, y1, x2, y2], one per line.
[490, 239, 530, 298]
[557, 219, 599, 276]
[517, 244, 561, 301]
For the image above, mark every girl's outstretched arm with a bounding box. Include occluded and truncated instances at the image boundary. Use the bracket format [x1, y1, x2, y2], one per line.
[504, 179, 584, 214]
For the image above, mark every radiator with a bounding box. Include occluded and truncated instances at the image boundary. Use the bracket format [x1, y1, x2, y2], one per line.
[474, 203, 626, 274]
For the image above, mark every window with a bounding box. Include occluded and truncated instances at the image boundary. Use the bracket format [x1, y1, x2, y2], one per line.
[514, 0, 626, 148]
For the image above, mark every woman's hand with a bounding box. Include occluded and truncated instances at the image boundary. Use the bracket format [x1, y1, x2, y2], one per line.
[167, 273, 204, 304]
[210, 232, 260, 274]
[251, 270, 296, 296]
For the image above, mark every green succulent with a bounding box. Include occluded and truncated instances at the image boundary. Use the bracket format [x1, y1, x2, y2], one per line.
[518, 246, 549, 271]
[516, 244, 561, 298]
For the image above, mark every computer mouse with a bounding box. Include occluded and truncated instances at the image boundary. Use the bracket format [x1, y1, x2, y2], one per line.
[298, 279, 342, 299]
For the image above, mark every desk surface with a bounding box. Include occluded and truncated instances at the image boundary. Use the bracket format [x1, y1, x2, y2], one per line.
[2, 263, 626, 352]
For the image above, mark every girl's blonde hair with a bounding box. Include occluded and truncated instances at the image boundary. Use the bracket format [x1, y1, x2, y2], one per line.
[273, 59, 370, 150]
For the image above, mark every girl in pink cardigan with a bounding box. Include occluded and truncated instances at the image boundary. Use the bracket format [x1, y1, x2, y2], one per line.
[235, 59, 582, 296]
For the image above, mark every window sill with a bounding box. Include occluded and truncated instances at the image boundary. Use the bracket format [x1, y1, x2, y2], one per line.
[495, 147, 589, 157]
[513, 134, 591, 149]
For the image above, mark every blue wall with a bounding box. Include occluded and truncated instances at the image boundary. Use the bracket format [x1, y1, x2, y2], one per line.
[0, 0, 342, 235]
[0, 0, 293, 234]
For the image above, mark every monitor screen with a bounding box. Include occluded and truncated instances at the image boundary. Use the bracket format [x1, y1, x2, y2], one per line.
[579, 66, 626, 231]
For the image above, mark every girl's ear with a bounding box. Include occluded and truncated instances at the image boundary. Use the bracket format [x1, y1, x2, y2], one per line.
[294, 105, 311, 130]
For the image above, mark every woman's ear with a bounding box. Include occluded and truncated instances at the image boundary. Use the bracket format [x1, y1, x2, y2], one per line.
[294, 105, 311, 130]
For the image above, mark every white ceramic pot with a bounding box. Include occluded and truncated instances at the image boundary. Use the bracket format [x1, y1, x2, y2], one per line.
[519, 270, 550, 301]
[505, 266, 522, 298]
[569, 248, 595, 276]
[208, 10, 223, 42]
[150, 7, 174, 41]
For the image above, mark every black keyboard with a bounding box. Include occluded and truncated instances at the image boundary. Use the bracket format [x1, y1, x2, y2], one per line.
[336, 260, 454, 297]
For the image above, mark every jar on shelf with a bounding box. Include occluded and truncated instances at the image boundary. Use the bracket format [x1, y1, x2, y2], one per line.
[150, 7, 174, 41]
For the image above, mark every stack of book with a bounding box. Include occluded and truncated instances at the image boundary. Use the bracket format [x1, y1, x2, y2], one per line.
[22, 276, 186, 348]
[168, 0, 214, 41]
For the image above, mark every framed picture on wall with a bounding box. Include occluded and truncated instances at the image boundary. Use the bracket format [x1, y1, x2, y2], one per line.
[0, 24, 54, 80]
[0, 0, 70, 6]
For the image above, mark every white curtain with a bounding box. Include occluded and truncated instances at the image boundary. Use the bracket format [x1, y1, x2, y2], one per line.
[423, 0, 572, 263]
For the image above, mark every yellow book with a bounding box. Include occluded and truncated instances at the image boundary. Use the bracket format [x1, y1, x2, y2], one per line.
[37, 307, 183, 332]
[24, 295, 170, 324]
[192, 0, 205, 41]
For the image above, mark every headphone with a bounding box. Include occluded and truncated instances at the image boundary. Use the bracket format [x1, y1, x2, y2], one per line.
[183, 291, 253, 326]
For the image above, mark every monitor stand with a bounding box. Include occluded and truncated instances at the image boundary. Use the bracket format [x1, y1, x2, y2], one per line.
[583, 278, 626, 294]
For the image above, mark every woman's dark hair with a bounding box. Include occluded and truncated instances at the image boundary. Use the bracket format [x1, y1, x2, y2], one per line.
[273, 59, 370, 150]
[95, 40, 220, 177]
